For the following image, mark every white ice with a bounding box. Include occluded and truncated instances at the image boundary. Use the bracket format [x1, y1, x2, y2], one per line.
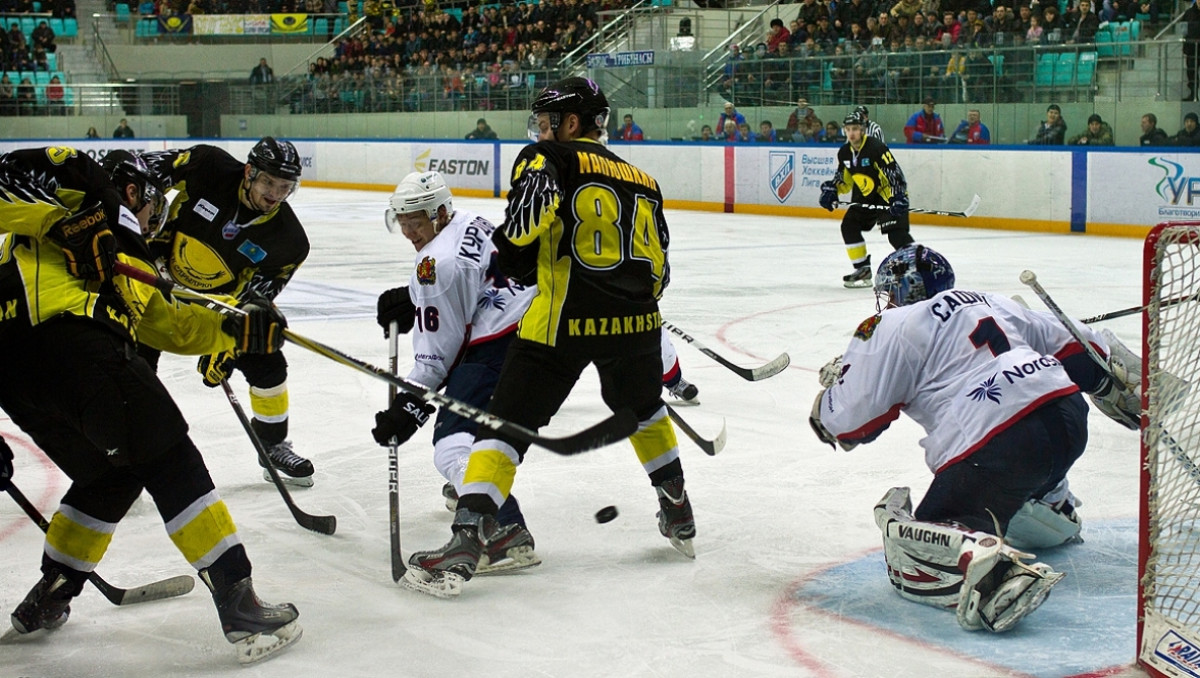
[0, 188, 1152, 677]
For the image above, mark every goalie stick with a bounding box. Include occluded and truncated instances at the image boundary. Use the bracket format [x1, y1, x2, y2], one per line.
[6, 485, 196, 606]
[1077, 291, 1200, 325]
[114, 263, 637, 456]
[661, 320, 790, 381]
[219, 380, 337, 535]
[666, 405, 727, 456]
[386, 325, 405, 582]
[836, 193, 981, 218]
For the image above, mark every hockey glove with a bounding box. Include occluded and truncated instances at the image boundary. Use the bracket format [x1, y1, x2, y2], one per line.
[818, 355, 844, 388]
[376, 286, 415, 337]
[819, 180, 838, 212]
[49, 202, 118, 283]
[222, 293, 288, 354]
[0, 435, 13, 491]
[197, 350, 238, 388]
[1088, 372, 1140, 430]
[888, 195, 909, 217]
[808, 389, 858, 451]
[372, 392, 435, 447]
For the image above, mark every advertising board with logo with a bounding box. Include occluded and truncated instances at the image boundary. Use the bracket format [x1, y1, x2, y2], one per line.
[411, 144, 494, 192]
[1089, 152, 1200, 225]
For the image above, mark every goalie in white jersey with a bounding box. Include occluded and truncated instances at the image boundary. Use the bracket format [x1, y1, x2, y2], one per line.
[809, 244, 1140, 633]
[371, 171, 542, 574]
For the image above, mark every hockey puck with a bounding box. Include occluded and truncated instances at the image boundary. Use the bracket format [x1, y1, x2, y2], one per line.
[595, 506, 619, 524]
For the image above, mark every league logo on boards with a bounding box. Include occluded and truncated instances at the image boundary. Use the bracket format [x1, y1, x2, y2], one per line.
[769, 152, 795, 204]
[416, 256, 437, 286]
[1153, 630, 1200, 677]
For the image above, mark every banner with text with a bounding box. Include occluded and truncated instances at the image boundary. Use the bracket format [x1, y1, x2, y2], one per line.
[1088, 151, 1200, 224]
[585, 50, 655, 68]
[410, 143, 495, 192]
[193, 14, 271, 35]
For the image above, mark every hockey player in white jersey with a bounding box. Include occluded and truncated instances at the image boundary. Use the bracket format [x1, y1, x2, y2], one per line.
[808, 244, 1140, 633]
[371, 170, 541, 574]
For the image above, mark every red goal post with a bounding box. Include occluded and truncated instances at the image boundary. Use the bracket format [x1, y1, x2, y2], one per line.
[1139, 221, 1200, 678]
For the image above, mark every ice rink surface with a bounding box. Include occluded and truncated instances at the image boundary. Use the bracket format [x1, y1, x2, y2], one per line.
[0, 188, 1152, 677]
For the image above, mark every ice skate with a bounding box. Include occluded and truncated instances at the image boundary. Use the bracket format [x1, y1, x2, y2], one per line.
[402, 508, 486, 598]
[259, 440, 315, 487]
[476, 522, 541, 575]
[201, 572, 302, 665]
[656, 476, 696, 558]
[665, 377, 700, 404]
[843, 266, 873, 289]
[955, 535, 1064, 632]
[442, 482, 458, 512]
[10, 571, 81, 634]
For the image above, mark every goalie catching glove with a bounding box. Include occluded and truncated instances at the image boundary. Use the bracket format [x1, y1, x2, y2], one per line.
[49, 202, 118, 282]
[222, 292, 288, 354]
[809, 389, 858, 451]
[376, 286, 415, 337]
[372, 392, 435, 446]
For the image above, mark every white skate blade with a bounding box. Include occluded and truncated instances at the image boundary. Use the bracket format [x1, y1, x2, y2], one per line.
[400, 568, 464, 598]
[844, 278, 872, 289]
[476, 546, 542, 575]
[234, 620, 302, 664]
[262, 469, 314, 488]
[669, 536, 696, 559]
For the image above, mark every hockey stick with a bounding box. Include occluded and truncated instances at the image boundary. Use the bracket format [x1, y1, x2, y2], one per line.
[1077, 291, 1200, 325]
[386, 324, 405, 581]
[666, 405, 726, 456]
[1019, 270, 1125, 390]
[661, 320, 790, 381]
[219, 380, 336, 535]
[5, 485, 196, 606]
[836, 193, 981, 218]
[115, 263, 637, 456]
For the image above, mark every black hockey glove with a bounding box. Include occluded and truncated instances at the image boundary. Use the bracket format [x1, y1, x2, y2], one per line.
[888, 195, 909, 217]
[372, 392, 435, 447]
[819, 181, 838, 212]
[374, 393, 436, 446]
[222, 292, 288, 354]
[376, 286, 415, 337]
[197, 350, 238, 388]
[49, 202, 118, 283]
[0, 435, 13, 492]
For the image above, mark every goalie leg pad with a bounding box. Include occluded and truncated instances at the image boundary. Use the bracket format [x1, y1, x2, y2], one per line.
[878, 501, 974, 610]
[1005, 497, 1082, 550]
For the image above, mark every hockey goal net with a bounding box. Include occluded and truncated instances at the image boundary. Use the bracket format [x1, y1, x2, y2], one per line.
[1140, 221, 1200, 678]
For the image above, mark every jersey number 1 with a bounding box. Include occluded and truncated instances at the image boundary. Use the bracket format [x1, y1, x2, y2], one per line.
[969, 317, 1011, 356]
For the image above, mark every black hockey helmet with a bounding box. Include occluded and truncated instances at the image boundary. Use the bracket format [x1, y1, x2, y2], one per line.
[529, 76, 610, 137]
[247, 136, 302, 182]
[843, 111, 866, 127]
[854, 105, 869, 118]
[101, 149, 165, 227]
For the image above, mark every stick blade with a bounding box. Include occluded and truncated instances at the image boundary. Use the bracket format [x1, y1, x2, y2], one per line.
[298, 513, 337, 535]
[667, 405, 728, 456]
[101, 574, 196, 606]
[963, 193, 982, 218]
[747, 352, 791, 381]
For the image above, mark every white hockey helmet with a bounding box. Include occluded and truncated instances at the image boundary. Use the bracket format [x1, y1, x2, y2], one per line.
[385, 171, 453, 232]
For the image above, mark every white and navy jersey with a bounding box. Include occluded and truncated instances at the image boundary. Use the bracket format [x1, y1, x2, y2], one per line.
[866, 120, 885, 142]
[406, 208, 534, 390]
[819, 290, 1108, 473]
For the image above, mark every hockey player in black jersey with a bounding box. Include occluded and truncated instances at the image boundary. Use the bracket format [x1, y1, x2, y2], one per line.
[0, 147, 300, 663]
[819, 112, 915, 288]
[144, 137, 315, 486]
[402, 77, 695, 598]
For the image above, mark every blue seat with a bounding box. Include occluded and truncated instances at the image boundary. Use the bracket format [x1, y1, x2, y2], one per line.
[34, 71, 50, 85]
[987, 53, 1004, 76]
[115, 3, 131, 25]
[1075, 51, 1097, 86]
[333, 17, 345, 33]
[48, 17, 64, 35]
[1096, 26, 1115, 58]
[1035, 52, 1056, 87]
[20, 17, 36, 37]
[32, 1, 41, 10]
[46, 52, 56, 70]
[314, 17, 329, 34]
[1113, 22, 1132, 56]
[336, 1, 347, 13]
[1054, 51, 1077, 87]
[62, 18, 78, 37]
[63, 86, 73, 106]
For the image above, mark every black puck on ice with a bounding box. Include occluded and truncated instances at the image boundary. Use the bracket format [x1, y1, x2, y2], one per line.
[595, 506, 619, 524]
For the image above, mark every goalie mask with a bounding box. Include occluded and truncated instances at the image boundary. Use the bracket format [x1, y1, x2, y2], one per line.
[527, 76, 610, 141]
[874, 244, 955, 309]
[385, 170, 453, 234]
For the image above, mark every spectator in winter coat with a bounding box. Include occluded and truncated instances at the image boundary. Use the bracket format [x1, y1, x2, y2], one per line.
[465, 118, 498, 140]
[1172, 112, 1200, 146]
[1140, 113, 1169, 146]
[949, 109, 991, 144]
[784, 97, 823, 142]
[1068, 113, 1114, 145]
[717, 101, 746, 134]
[904, 96, 945, 143]
[614, 114, 645, 141]
[1029, 104, 1068, 144]
[757, 120, 778, 143]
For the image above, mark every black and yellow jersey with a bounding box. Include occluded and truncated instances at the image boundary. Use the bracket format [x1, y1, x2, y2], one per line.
[144, 145, 308, 301]
[0, 147, 234, 354]
[833, 137, 909, 206]
[496, 138, 668, 356]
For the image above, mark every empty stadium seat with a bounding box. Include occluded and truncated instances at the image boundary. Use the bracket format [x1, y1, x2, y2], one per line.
[1054, 51, 1077, 87]
[115, 3, 131, 25]
[34, 71, 50, 85]
[45, 52, 56, 70]
[1075, 51, 1097, 86]
[987, 53, 1004, 76]
[20, 17, 36, 37]
[62, 18, 78, 37]
[48, 17, 64, 35]
[1035, 52, 1056, 88]
[1096, 26, 1115, 57]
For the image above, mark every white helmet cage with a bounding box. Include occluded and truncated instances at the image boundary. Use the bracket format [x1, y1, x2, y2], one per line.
[385, 171, 453, 233]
